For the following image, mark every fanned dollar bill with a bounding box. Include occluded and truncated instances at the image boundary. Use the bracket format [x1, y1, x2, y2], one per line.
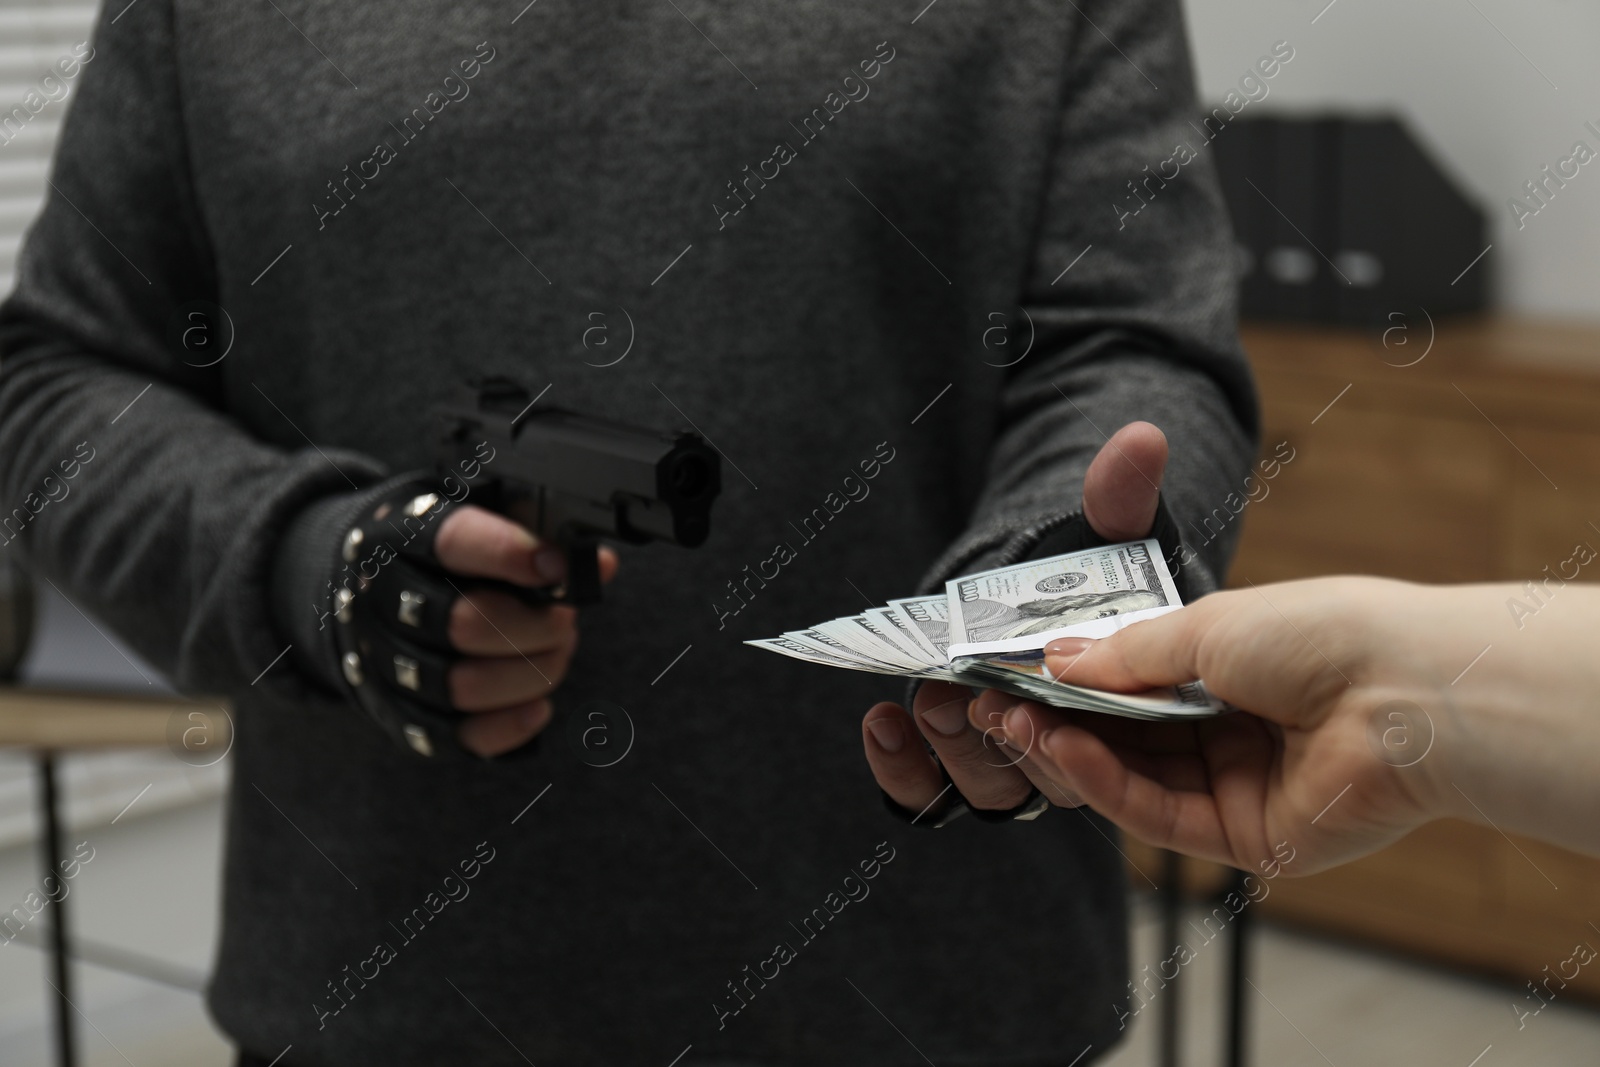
[813, 615, 930, 672]
[946, 539, 1179, 658]
[865, 606, 935, 663]
[887, 595, 950, 659]
[746, 539, 1228, 721]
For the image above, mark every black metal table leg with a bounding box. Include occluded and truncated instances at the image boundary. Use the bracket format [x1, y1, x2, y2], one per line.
[1158, 849, 1182, 1067]
[37, 750, 76, 1067]
[1225, 868, 1251, 1067]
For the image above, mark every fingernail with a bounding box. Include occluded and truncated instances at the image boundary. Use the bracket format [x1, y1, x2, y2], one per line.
[867, 718, 904, 753]
[1044, 637, 1093, 658]
[920, 700, 968, 737]
[534, 548, 566, 582]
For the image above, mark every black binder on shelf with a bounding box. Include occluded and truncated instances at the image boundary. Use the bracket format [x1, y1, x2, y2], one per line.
[1213, 117, 1275, 316]
[1213, 114, 1489, 327]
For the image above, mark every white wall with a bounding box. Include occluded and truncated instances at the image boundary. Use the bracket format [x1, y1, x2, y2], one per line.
[1184, 0, 1600, 321]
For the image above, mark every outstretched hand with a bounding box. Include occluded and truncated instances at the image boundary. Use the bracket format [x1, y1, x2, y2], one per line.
[1011, 578, 1455, 874]
[861, 422, 1172, 819]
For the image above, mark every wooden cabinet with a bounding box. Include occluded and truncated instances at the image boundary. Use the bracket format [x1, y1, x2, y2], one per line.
[1166, 318, 1600, 1000]
[1244, 400, 1506, 583]
[1505, 428, 1600, 577]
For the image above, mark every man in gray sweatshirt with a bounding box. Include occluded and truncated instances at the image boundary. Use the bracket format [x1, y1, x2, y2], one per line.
[0, 0, 1256, 1064]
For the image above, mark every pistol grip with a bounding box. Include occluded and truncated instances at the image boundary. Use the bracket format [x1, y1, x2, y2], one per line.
[562, 536, 603, 605]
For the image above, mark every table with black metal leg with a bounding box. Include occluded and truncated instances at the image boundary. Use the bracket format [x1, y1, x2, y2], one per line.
[36, 750, 76, 1067]
[1224, 867, 1252, 1067]
[3, 687, 229, 1067]
[1158, 850, 1184, 1067]
[1153, 853, 1254, 1067]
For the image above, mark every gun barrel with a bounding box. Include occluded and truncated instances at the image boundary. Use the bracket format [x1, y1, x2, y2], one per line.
[436, 381, 720, 547]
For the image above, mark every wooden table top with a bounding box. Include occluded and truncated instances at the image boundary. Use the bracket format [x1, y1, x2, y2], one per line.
[1242, 315, 1600, 430]
[0, 686, 232, 751]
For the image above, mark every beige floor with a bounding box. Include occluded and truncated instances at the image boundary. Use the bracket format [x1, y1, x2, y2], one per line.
[1106, 894, 1600, 1067]
[0, 798, 232, 1066]
[1, 794, 1598, 1066]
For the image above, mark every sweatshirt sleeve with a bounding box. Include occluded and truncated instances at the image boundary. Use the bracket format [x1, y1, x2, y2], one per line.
[919, 0, 1261, 597]
[0, 0, 385, 701]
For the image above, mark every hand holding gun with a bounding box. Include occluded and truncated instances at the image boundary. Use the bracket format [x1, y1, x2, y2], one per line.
[433, 377, 720, 604]
[326, 378, 721, 759]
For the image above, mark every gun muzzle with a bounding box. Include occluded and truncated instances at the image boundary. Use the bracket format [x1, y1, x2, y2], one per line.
[435, 379, 722, 602]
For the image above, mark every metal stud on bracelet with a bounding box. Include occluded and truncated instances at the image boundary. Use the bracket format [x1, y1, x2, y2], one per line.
[393, 655, 421, 691]
[397, 589, 425, 627]
[334, 586, 355, 624]
[322, 478, 478, 762]
[402, 724, 434, 757]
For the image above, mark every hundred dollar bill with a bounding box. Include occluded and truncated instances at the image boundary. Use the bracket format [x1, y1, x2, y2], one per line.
[748, 635, 1226, 718]
[945, 538, 1179, 659]
[865, 607, 940, 667]
[887, 595, 951, 661]
[959, 649, 1225, 718]
[746, 540, 1230, 722]
[811, 616, 931, 673]
[751, 629, 964, 684]
[745, 634, 909, 677]
[786, 626, 883, 667]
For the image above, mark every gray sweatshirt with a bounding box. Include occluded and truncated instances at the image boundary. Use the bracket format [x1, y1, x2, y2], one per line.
[0, 0, 1256, 1064]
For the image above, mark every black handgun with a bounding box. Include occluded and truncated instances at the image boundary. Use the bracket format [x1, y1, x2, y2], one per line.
[434, 378, 721, 603]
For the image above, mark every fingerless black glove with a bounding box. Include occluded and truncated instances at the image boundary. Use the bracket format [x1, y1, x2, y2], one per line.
[272, 474, 533, 762]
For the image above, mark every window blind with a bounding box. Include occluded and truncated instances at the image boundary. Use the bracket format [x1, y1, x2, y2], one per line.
[0, 3, 232, 842]
[0, 1, 101, 298]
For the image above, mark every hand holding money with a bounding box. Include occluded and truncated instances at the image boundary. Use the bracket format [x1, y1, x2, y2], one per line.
[748, 537, 1225, 718]
[749, 422, 1224, 718]
[1014, 579, 1462, 875]
[842, 422, 1207, 821]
